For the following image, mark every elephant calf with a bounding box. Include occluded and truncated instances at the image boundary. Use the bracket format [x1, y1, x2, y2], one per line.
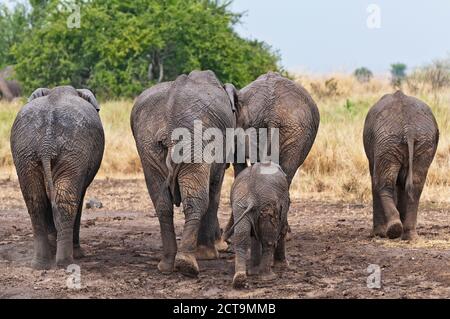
[223, 163, 290, 288]
[10, 86, 104, 269]
[363, 91, 439, 240]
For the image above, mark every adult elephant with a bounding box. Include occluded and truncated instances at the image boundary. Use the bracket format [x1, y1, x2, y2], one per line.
[363, 91, 439, 240]
[233, 72, 320, 184]
[131, 70, 238, 277]
[10, 86, 104, 269]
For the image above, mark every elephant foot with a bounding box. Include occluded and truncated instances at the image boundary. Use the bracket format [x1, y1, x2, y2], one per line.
[31, 258, 53, 270]
[402, 230, 418, 241]
[215, 238, 229, 253]
[273, 259, 291, 270]
[175, 252, 199, 277]
[196, 245, 219, 260]
[259, 270, 277, 281]
[386, 220, 403, 239]
[56, 256, 74, 269]
[158, 257, 175, 274]
[233, 271, 247, 289]
[371, 225, 387, 238]
[73, 246, 85, 259]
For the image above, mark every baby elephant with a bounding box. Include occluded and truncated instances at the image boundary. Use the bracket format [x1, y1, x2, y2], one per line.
[223, 163, 290, 289]
[10, 86, 104, 269]
[363, 91, 439, 240]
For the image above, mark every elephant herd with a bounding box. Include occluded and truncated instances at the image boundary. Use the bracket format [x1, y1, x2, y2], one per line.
[9, 70, 439, 289]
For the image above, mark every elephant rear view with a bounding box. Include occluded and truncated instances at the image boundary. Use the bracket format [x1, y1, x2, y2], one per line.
[131, 70, 238, 277]
[10, 86, 104, 269]
[363, 91, 439, 240]
[235, 72, 320, 183]
[223, 162, 290, 289]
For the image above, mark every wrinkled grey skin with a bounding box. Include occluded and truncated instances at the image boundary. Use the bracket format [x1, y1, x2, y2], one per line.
[233, 72, 320, 182]
[10, 86, 104, 269]
[363, 91, 439, 240]
[224, 163, 290, 289]
[226, 72, 319, 242]
[131, 70, 237, 277]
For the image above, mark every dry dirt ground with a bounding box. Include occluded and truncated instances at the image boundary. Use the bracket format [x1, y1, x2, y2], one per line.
[0, 178, 449, 299]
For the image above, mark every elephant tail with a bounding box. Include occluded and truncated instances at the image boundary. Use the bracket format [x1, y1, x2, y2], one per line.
[223, 201, 254, 243]
[165, 146, 181, 206]
[405, 136, 415, 200]
[42, 157, 59, 216]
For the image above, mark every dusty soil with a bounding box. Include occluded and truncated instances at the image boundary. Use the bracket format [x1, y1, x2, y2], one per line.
[0, 178, 449, 299]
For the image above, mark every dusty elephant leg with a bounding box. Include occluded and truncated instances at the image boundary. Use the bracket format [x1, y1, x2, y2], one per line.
[28, 196, 54, 269]
[372, 187, 387, 237]
[144, 168, 177, 274]
[402, 169, 427, 241]
[18, 171, 54, 270]
[274, 235, 289, 269]
[233, 220, 251, 289]
[248, 237, 261, 276]
[175, 165, 210, 277]
[375, 162, 403, 239]
[197, 164, 226, 259]
[72, 191, 86, 259]
[259, 244, 276, 281]
[368, 159, 387, 237]
[53, 178, 85, 268]
[378, 189, 403, 239]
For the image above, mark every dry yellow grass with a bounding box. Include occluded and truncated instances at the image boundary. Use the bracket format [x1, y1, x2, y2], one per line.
[0, 74, 449, 205]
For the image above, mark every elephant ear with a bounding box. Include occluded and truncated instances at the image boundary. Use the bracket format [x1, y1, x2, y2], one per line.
[77, 89, 100, 111]
[223, 83, 239, 113]
[28, 88, 50, 102]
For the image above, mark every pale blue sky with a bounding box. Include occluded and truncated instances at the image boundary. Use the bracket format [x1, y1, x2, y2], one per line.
[4, 0, 450, 74]
[231, 0, 450, 74]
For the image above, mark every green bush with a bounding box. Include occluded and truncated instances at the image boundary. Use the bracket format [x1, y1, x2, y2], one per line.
[10, 0, 282, 98]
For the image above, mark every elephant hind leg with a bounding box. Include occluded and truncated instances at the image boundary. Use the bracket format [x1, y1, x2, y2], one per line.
[197, 164, 226, 260]
[143, 166, 176, 274]
[400, 159, 429, 241]
[53, 177, 86, 268]
[18, 168, 54, 269]
[72, 190, 87, 259]
[375, 165, 403, 239]
[175, 164, 211, 277]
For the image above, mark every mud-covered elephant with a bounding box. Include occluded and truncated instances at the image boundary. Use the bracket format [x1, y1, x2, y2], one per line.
[233, 72, 320, 183]
[131, 70, 238, 277]
[223, 162, 290, 288]
[10, 86, 104, 269]
[363, 91, 439, 240]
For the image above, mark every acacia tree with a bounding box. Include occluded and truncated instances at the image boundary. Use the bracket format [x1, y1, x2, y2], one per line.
[12, 0, 281, 98]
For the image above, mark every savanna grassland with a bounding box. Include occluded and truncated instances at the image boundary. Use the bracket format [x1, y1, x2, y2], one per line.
[1, 75, 449, 299]
[1, 75, 449, 204]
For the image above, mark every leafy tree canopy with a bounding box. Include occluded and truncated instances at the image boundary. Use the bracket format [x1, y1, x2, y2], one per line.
[7, 0, 282, 98]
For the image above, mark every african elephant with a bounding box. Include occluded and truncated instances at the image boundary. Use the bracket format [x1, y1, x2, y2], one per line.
[10, 86, 104, 269]
[131, 70, 238, 277]
[363, 91, 439, 240]
[233, 72, 320, 183]
[223, 162, 290, 288]
[224, 72, 319, 243]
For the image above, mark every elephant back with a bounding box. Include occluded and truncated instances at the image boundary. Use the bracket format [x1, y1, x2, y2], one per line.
[166, 70, 235, 136]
